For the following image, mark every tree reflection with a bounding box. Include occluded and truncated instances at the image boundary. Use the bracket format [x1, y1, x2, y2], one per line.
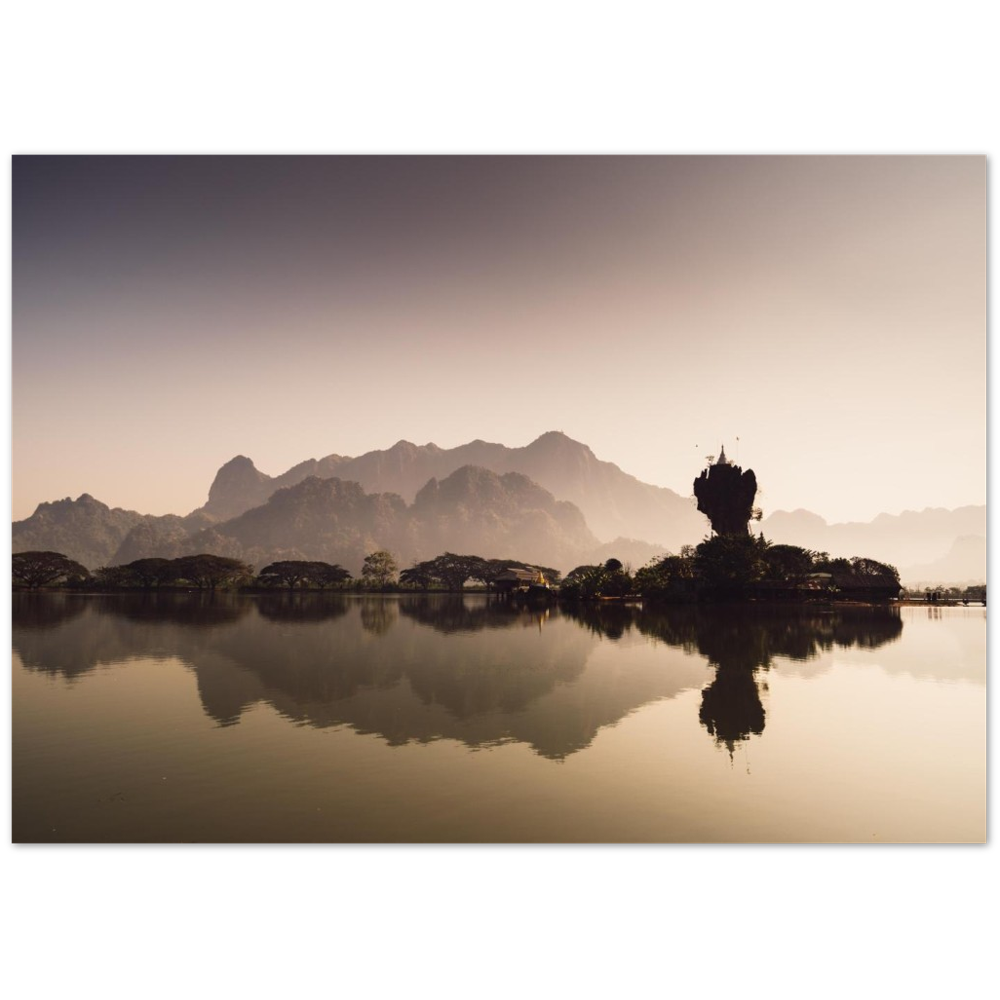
[96, 592, 251, 627]
[12, 592, 87, 630]
[257, 592, 350, 624]
[398, 594, 547, 633]
[564, 601, 635, 641]
[359, 597, 399, 636]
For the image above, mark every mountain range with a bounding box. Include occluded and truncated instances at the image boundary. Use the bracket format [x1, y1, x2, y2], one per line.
[14, 466, 600, 575]
[760, 506, 986, 584]
[12, 431, 986, 582]
[198, 431, 707, 548]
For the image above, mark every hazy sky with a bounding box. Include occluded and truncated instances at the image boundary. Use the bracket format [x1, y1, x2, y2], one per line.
[12, 155, 985, 524]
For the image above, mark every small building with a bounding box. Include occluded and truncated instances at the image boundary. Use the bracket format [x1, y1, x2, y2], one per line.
[492, 567, 546, 595]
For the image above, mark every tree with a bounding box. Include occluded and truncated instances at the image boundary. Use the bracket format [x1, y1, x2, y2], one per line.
[122, 558, 176, 588]
[634, 551, 696, 601]
[172, 554, 254, 590]
[564, 564, 601, 584]
[426, 553, 488, 591]
[478, 559, 514, 592]
[258, 560, 312, 590]
[401, 554, 510, 591]
[311, 562, 351, 589]
[257, 560, 351, 591]
[763, 544, 817, 584]
[694, 535, 768, 598]
[361, 550, 398, 589]
[400, 562, 437, 590]
[12, 551, 90, 589]
[848, 556, 900, 586]
[93, 564, 136, 589]
[601, 565, 633, 598]
[560, 561, 632, 599]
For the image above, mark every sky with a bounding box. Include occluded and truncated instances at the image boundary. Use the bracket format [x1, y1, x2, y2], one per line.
[12, 155, 986, 524]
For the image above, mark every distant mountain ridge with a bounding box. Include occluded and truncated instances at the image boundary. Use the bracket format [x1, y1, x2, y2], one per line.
[11, 494, 213, 570]
[898, 535, 987, 587]
[760, 505, 986, 582]
[16, 466, 599, 575]
[198, 431, 709, 550]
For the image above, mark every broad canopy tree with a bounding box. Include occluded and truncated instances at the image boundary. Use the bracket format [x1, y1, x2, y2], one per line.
[399, 562, 437, 590]
[401, 555, 472, 592]
[172, 554, 254, 590]
[399, 554, 562, 592]
[12, 551, 90, 589]
[257, 560, 351, 590]
[122, 558, 175, 588]
[560, 559, 631, 599]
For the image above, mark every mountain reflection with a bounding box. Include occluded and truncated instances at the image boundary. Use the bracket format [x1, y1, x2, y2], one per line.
[13, 595, 903, 758]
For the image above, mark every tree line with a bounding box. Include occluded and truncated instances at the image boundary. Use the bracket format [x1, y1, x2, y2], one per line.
[11, 549, 559, 593]
[13, 552, 263, 591]
[11, 538, 907, 601]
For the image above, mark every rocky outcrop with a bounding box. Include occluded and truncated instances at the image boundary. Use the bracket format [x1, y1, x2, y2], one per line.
[693, 458, 758, 536]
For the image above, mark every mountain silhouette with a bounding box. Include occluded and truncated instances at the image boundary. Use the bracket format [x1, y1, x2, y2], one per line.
[11, 493, 211, 569]
[193, 431, 709, 549]
[899, 534, 986, 586]
[761, 505, 986, 582]
[101, 466, 599, 574]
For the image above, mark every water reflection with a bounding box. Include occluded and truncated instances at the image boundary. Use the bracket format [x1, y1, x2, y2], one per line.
[106, 592, 250, 627]
[359, 597, 398, 635]
[12, 594, 904, 758]
[10, 592, 87, 630]
[562, 604, 903, 754]
[257, 593, 350, 624]
[398, 594, 549, 633]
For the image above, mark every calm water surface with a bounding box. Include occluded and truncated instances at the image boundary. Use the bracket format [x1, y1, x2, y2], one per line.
[12, 593, 986, 843]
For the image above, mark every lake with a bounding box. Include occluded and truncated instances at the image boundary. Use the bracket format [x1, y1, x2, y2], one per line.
[11, 593, 986, 843]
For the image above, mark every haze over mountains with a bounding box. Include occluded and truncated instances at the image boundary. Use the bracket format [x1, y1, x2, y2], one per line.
[760, 506, 986, 585]
[198, 431, 706, 546]
[12, 431, 986, 583]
